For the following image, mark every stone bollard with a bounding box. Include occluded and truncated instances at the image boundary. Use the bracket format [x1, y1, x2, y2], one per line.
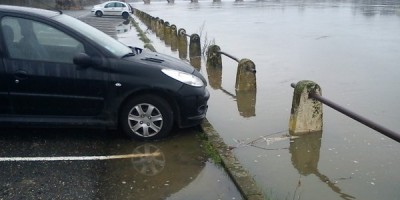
[178, 29, 188, 59]
[170, 25, 178, 52]
[189, 34, 201, 58]
[289, 80, 323, 135]
[150, 17, 157, 31]
[206, 45, 222, 68]
[164, 22, 171, 46]
[235, 59, 256, 91]
[158, 20, 165, 40]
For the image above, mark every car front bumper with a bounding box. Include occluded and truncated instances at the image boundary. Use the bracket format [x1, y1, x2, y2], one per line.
[176, 86, 210, 128]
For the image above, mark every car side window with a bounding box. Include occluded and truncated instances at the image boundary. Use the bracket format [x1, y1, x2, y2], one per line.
[1, 16, 85, 64]
[116, 3, 126, 8]
[105, 3, 115, 8]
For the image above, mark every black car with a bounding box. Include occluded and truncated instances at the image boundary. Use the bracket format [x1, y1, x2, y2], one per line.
[0, 5, 209, 140]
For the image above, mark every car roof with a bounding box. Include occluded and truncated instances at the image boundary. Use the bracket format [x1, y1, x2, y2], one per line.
[101, 1, 128, 4]
[0, 5, 60, 18]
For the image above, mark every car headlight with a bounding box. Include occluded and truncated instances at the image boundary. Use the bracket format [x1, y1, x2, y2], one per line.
[161, 68, 204, 87]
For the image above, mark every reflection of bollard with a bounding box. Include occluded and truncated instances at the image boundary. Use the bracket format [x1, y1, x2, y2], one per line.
[189, 34, 201, 58]
[178, 28, 188, 59]
[206, 60, 222, 89]
[289, 80, 323, 135]
[190, 56, 201, 71]
[170, 24, 178, 52]
[289, 132, 322, 175]
[206, 45, 222, 68]
[289, 132, 356, 199]
[235, 59, 256, 91]
[236, 90, 256, 117]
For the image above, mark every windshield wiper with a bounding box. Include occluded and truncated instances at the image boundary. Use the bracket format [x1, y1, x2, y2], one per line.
[121, 52, 135, 58]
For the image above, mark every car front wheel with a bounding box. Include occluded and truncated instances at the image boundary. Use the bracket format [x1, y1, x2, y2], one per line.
[120, 95, 174, 140]
[95, 11, 103, 17]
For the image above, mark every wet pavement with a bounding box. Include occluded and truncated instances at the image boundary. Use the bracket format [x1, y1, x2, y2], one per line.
[0, 128, 241, 199]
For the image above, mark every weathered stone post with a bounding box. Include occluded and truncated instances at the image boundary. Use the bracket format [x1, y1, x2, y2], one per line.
[178, 28, 188, 59]
[289, 80, 323, 135]
[206, 45, 222, 68]
[235, 59, 256, 91]
[189, 34, 201, 58]
[164, 22, 171, 46]
[150, 17, 157, 31]
[155, 19, 162, 38]
[170, 25, 178, 52]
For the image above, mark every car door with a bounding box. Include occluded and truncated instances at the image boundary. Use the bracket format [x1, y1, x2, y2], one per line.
[103, 2, 117, 16]
[0, 16, 108, 117]
[0, 29, 11, 115]
[115, 2, 126, 15]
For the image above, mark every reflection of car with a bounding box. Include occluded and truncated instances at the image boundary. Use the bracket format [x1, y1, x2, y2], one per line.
[91, 1, 133, 19]
[0, 5, 209, 140]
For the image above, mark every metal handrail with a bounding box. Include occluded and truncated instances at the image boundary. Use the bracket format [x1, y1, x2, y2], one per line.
[217, 50, 239, 62]
[291, 83, 400, 143]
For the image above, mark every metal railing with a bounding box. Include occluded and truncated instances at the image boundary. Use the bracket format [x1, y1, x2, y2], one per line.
[291, 83, 400, 143]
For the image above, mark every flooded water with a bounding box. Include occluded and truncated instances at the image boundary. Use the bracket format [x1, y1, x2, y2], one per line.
[130, 0, 400, 199]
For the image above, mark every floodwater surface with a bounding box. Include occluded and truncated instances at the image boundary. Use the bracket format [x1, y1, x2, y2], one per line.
[130, 0, 400, 199]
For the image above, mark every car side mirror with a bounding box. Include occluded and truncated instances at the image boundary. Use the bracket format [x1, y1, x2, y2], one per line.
[73, 53, 93, 67]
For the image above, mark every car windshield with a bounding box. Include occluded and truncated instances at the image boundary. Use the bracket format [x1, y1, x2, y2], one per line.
[52, 14, 132, 57]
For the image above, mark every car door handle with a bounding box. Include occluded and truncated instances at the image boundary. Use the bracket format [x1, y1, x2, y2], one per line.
[14, 70, 29, 80]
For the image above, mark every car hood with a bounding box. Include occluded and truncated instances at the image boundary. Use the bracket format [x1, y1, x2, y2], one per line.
[128, 51, 195, 74]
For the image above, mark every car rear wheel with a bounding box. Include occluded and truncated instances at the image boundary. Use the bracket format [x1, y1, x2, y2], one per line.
[122, 12, 129, 19]
[95, 11, 103, 17]
[120, 95, 173, 140]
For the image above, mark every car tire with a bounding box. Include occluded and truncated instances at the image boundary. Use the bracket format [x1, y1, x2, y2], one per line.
[122, 12, 129, 19]
[95, 11, 103, 17]
[120, 95, 173, 140]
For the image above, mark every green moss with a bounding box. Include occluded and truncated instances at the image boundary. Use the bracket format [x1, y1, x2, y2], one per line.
[197, 132, 222, 165]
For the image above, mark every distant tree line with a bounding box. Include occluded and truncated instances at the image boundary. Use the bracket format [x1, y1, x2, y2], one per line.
[1, 0, 101, 9]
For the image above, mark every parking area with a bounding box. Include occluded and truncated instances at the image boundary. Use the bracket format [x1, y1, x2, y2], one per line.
[0, 127, 241, 199]
[0, 9, 242, 200]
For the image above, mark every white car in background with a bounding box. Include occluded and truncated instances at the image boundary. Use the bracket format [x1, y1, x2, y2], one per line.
[91, 1, 133, 19]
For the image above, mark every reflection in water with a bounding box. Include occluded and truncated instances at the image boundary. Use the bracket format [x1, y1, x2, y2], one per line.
[190, 56, 201, 71]
[206, 63, 222, 90]
[289, 132, 355, 200]
[116, 20, 131, 33]
[131, 144, 165, 176]
[236, 90, 256, 117]
[97, 133, 209, 200]
[206, 62, 257, 117]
